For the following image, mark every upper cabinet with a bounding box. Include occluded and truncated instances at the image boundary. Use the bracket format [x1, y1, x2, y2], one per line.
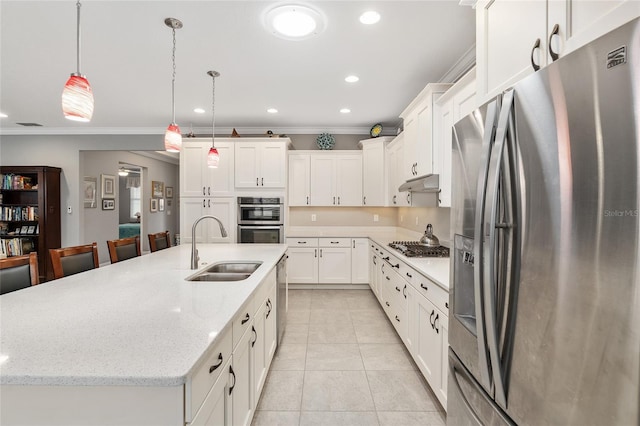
[386, 135, 411, 207]
[434, 69, 477, 208]
[181, 139, 234, 196]
[399, 84, 451, 181]
[234, 140, 288, 189]
[288, 153, 311, 206]
[476, 0, 639, 103]
[310, 152, 363, 207]
[360, 137, 393, 207]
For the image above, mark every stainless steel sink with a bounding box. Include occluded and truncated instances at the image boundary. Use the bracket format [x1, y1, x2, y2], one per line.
[186, 261, 262, 282]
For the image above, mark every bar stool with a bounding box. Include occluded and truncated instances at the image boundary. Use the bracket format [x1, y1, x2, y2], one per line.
[49, 242, 99, 279]
[148, 231, 171, 252]
[0, 252, 39, 295]
[107, 236, 141, 263]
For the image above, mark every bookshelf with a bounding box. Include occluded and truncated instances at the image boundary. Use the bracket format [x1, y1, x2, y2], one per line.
[0, 166, 61, 281]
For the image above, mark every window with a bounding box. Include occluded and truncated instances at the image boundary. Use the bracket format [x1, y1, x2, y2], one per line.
[130, 186, 141, 220]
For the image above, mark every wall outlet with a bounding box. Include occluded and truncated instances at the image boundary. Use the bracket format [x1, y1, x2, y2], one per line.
[311, 214, 317, 222]
[373, 214, 379, 222]
[415, 216, 419, 225]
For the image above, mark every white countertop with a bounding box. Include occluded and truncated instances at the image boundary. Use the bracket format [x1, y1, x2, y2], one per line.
[0, 244, 287, 387]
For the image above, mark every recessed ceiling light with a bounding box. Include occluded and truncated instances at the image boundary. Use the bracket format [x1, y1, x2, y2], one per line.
[193, 108, 205, 114]
[267, 108, 278, 114]
[0, 112, 7, 118]
[345, 75, 359, 83]
[340, 108, 351, 114]
[264, 4, 326, 40]
[359, 11, 381, 25]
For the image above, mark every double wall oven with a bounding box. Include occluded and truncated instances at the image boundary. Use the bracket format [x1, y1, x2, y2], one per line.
[237, 197, 284, 243]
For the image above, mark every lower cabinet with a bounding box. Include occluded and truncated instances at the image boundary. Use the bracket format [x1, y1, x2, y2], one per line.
[190, 364, 230, 426]
[318, 245, 352, 284]
[232, 327, 253, 426]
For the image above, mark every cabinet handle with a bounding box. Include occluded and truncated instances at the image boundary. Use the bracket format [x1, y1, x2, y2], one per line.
[445, 302, 449, 309]
[203, 186, 206, 196]
[241, 313, 250, 325]
[331, 241, 339, 244]
[420, 283, 428, 291]
[203, 199, 206, 208]
[209, 353, 223, 374]
[266, 299, 272, 318]
[434, 313, 440, 334]
[430, 310, 435, 329]
[548, 23, 560, 61]
[314, 249, 317, 258]
[385, 276, 390, 281]
[229, 365, 236, 395]
[393, 195, 397, 205]
[261, 177, 264, 186]
[353, 240, 355, 248]
[395, 315, 400, 322]
[363, 196, 366, 205]
[406, 272, 412, 278]
[298, 241, 307, 244]
[208, 186, 211, 196]
[383, 256, 390, 261]
[385, 301, 390, 307]
[306, 196, 309, 205]
[407, 193, 411, 204]
[395, 286, 401, 292]
[251, 325, 257, 347]
[320, 249, 323, 258]
[403, 284, 407, 298]
[208, 199, 210, 208]
[373, 257, 377, 265]
[392, 262, 399, 269]
[338, 196, 340, 205]
[530, 38, 541, 71]
[256, 177, 259, 186]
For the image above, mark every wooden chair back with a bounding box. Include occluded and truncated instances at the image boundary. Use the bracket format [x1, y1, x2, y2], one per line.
[107, 236, 141, 263]
[0, 252, 39, 294]
[49, 242, 99, 279]
[148, 231, 171, 252]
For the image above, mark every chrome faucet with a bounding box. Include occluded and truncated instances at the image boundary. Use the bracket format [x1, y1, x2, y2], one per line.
[191, 215, 228, 269]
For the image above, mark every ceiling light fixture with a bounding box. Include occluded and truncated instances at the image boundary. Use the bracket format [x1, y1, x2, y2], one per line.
[118, 167, 129, 177]
[264, 5, 325, 40]
[62, 1, 94, 122]
[0, 113, 7, 118]
[340, 108, 351, 114]
[359, 11, 381, 25]
[345, 75, 359, 83]
[164, 18, 183, 153]
[206, 70, 221, 169]
[194, 108, 205, 114]
[267, 108, 278, 114]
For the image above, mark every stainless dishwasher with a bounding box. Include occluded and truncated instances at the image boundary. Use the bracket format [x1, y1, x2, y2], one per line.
[275, 254, 287, 346]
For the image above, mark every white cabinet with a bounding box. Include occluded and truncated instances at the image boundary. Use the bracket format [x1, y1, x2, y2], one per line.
[235, 140, 287, 189]
[288, 153, 310, 206]
[309, 152, 362, 206]
[286, 238, 319, 284]
[434, 69, 477, 207]
[476, 0, 639, 103]
[351, 238, 369, 284]
[386, 135, 410, 207]
[318, 238, 352, 284]
[232, 323, 253, 426]
[180, 197, 235, 244]
[181, 139, 234, 197]
[190, 361, 231, 426]
[360, 137, 393, 206]
[399, 83, 451, 180]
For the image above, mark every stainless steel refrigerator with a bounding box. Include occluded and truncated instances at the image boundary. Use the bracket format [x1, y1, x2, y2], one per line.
[448, 18, 639, 425]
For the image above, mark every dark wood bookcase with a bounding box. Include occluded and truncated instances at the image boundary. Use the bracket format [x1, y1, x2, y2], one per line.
[0, 166, 61, 281]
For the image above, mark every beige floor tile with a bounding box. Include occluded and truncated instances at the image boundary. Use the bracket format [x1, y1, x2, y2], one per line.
[271, 344, 307, 371]
[306, 344, 363, 371]
[301, 371, 375, 411]
[359, 343, 417, 371]
[350, 309, 388, 325]
[252, 410, 300, 426]
[377, 411, 445, 426]
[308, 309, 352, 325]
[353, 319, 402, 344]
[282, 324, 309, 344]
[366, 370, 438, 411]
[257, 371, 305, 411]
[308, 322, 357, 344]
[300, 411, 379, 426]
[287, 309, 311, 324]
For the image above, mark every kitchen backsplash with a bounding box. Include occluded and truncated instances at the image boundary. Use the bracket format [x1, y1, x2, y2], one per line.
[396, 206, 451, 242]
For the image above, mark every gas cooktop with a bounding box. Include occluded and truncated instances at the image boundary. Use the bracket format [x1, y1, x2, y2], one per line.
[388, 241, 450, 258]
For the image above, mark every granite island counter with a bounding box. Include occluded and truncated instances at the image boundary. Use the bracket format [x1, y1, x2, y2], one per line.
[0, 243, 287, 425]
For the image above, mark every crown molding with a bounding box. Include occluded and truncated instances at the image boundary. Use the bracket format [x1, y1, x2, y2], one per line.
[438, 43, 476, 84]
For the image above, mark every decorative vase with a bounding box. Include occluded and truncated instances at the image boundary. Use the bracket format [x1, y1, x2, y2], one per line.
[316, 133, 335, 150]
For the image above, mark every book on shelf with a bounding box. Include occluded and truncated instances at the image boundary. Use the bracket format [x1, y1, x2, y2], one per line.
[0, 237, 34, 257]
[0, 174, 35, 190]
[0, 206, 38, 221]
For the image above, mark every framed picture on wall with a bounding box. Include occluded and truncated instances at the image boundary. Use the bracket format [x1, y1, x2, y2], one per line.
[102, 199, 115, 210]
[159, 198, 165, 212]
[152, 181, 164, 198]
[165, 187, 173, 198]
[101, 174, 116, 198]
[83, 177, 97, 208]
[150, 198, 158, 212]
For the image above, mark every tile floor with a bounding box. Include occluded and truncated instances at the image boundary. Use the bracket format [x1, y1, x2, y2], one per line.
[252, 289, 447, 426]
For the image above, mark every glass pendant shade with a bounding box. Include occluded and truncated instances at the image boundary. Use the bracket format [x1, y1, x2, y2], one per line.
[164, 123, 182, 152]
[207, 147, 220, 168]
[62, 74, 94, 122]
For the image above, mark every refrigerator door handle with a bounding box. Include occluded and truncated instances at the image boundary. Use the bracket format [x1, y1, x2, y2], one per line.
[473, 99, 500, 391]
[483, 89, 515, 409]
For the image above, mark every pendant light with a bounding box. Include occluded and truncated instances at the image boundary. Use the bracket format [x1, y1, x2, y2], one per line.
[207, 71, 221, 168]
[62, 1, 94, 122]
[164, 18, 183, 153]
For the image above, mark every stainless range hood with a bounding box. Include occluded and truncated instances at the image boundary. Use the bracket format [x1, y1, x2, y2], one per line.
[398, 174, 440, 193]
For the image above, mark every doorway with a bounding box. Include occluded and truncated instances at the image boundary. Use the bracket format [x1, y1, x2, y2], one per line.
[117, 163, 143, 241]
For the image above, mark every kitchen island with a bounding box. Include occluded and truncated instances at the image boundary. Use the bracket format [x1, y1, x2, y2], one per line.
[0, 243, 287, 425]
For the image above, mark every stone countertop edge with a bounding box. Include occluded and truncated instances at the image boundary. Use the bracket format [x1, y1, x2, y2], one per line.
[0, 244, 287, 387]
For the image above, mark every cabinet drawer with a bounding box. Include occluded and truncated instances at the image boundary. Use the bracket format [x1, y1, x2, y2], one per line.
[318, 238, 351, 247]
[287, 237, 318, 247]
[187, 327, 233, 421]
[414, 274, 449, 316]
[233, 298, 254, 349]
